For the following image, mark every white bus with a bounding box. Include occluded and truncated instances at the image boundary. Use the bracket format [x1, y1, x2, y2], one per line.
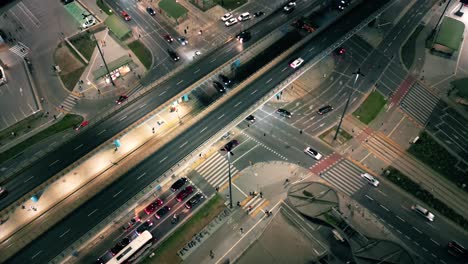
[107, 231, 153, 264]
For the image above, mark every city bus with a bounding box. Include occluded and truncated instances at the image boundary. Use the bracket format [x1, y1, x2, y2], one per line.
[107, 231, 153, 264]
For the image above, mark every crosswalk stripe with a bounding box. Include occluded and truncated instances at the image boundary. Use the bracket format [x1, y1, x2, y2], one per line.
[326, 168, 363, 190]
[196, 152, 239, 189]
[203, 159, 228, 181]
[211, 168, 237, 187]
[321, 175, 354, 196]
[196, 153, 224, 173]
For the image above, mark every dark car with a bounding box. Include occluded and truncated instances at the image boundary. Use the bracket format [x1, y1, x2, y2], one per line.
[136, 220, 153, 234]
[448, 241, 468, 258]
[155, 206, 171, 219]
[317, 105, 333, 115]
[121, 216, 141, 231]
[218, 74, 232, 86]
[213, 81, 225, 93]
[177, 37, 188, 45]
[276, 108, 292, 118]
[236, 31, 251, 43]
[222, 139, 239, 152]
[116, 95, 128, 105]
[185, 193, 204, 209]
[144, 198, 164, 215]
[110, 243, 125, 255]
[62, 0, 74, 4]
[146, 7, 156, 16]
[176, 186, 194, 202]
[163, 34, 174, 42]
[0, 186, 8, 199]
[171, 177, 187, 192]
[168, 49, 180, 61]
[245, 115, 255, 123]
[120, 237, 131, 247]
[254, 11, 265, 17]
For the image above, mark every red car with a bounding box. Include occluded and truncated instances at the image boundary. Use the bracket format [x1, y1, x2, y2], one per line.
[144, 198, 163, 215]
[176, 186, 193, 202]
[163, 34, 174, 43]
[75, 120, 89, 131]
[121, 11, 131, 21]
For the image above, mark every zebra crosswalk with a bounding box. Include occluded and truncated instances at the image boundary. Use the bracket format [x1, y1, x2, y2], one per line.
[195, 152, 239, 189]
[59, 93, 81, 112]
[242, 195, 267, 216]
[400, 82, 439, 125]
[320, 159, 367, 196]
[9, 42, 30, 58]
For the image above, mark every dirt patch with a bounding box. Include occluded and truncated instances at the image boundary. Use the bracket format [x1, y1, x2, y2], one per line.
[54, 43, 84, 75]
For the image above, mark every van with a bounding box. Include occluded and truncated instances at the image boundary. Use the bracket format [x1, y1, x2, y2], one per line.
[411, 204, 435, 221]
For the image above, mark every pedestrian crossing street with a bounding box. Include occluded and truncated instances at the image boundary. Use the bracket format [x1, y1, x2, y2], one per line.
[320, 159, 367, 196]
[400, 82, 439, 126]
[9, 42, 30, 58]
[242, 195, 267, 216]
[195, 152, 239, 189]
[60, 93, 81, 112]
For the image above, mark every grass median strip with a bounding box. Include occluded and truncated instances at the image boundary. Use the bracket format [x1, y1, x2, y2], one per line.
[0, 114, 83, 164]
[128, 40, 152, 70]
[384, 167, 468, 231]
[408, 131, 467, 192]
[352, 91, 386, 124]
[141, 194, 225, 264]
[96, 0, 113, 15]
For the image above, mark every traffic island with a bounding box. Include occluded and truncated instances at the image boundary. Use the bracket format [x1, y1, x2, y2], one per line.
[352, 90, 387, 125]
[319, 126, 353, 146]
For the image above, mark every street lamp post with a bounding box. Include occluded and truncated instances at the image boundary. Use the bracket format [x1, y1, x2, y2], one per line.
[227, 151, 233, 209]
[333, 68, 364, 141]
[92, 33, 115, 87]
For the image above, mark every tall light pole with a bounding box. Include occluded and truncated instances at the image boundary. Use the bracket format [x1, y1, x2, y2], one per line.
[333, 68, 364, 141]
[227, 151, 233, 209]
[92, 33, 115, 87]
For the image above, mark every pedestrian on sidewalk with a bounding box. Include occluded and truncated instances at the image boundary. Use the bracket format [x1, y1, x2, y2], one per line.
[215, 186, 219, 192]
[284, 178, 289, 184]
[240, 227, 244, 234]
[209, 250, 214, 259]
[299, 130, 302, 134]
[152, 127, 155, 134]
[260, 192, 263, 198]
[237, 201, 241, 207]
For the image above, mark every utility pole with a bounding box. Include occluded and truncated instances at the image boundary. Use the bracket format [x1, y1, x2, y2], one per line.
[333, 68, 364, 141]
[92, 33, 115, 87]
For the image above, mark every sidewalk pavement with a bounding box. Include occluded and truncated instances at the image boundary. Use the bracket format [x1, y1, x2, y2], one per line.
[0, 99, 198, 262]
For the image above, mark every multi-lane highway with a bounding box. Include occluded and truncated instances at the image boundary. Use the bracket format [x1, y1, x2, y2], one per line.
[6, 0, 390, 262]
[0, 0, 318, 211]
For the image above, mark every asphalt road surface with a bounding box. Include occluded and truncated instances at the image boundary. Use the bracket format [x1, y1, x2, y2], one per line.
[6, 0, 390, 262]
[0, 0, 318, 211]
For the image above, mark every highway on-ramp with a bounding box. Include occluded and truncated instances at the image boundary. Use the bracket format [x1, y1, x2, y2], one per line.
[5, 0, 390, 262]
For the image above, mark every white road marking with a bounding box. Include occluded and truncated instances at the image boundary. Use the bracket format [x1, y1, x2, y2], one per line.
[200, 127, 208, 133]
[365, 195, 373, 201]
[160, 156, 168, 163]
[179, 141, 188, 149]
[251, 90, 257, 95]
[422, 247, 428, 252]
[396, 216, 405, 222]
[24, 176, 34, 183]
[98, 129, 106, 135]
[194, 69, 200, 74]
[234, 101, 242, 107]
[266, 78, 272, 84]
[412, 226, 422, 234]
[396, 229, 402, 234]
[430, 238, 440, 246]
[177, 80, 184, 85]
[377, 189, 387, 196]
[159, 91, 167, 96]
[88, 209, 98, 217]
[113, 190, 123, 198]
[49, 160, 59, 166]
[380, 205, 389, 211]
[31, 251, 42, 259]
[59, 229, 70, 238]
[218, 114, 225, 120]
[74, 144, 83, 150]
[210, 58, 216, 63]
[137, 172, 147, 180]
[281, 67, 288, 72]
[139, 103, 147, 109]
[405, 235, 411, 240]
[119, 115, 127, 121]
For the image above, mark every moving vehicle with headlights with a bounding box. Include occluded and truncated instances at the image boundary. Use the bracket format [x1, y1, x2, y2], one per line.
[236, 31, 251, 43]
[120, 11, 131, 21]
[276, 108, 292, 118]
[304, 147, 322, 160]
[284, 1, 296, 12]
[168, 49, 180, 61]
[225, 17, 238, 27]
[290, 58, 304, 69]
[361, 173, 379, 187]
[411, 204, 435, 221]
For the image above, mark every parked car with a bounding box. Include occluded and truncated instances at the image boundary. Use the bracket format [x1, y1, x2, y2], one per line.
[163, 34, 174, 43]
[82, 18, 96, 29]
[283, 1, 296, 12]
[120, 237, 131, 247]
[185, 193, 204, 209]
[120, 11, 131, 21]
[237, 12, 251, 21]
[146, 7, 156, 16]
[177, 37, 188, 45]
[218, 74, 232, 86]
[155, 206, 171, 219]
[136, 220, 153, 234]
[254, 11, 265, 17]
[0, 66, 6, 85]
[221, 13, 233, 21]
[304, 147, 322, 160]
[222, 139, 239, 152]
[116, 95, 128, 105]
[144, 198, 164, 215]
[411, 204, 435, 221]
[75, 120, 89, 131]
[225, 17, 238, 27]
[317, 105, 333, 115]
[290, 58, 304, 69]
[213, 81, 225, 93]
[176, 186, 194, 202]
[361, 173, 379, 187]
[276, 108, 292, 118]
[0, 186, 8, 199]
[171, 177, 187, 192]
[121, 216, 141, 231]
[245, 115, 256, 123]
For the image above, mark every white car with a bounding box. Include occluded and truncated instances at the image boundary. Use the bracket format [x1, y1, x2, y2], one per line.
[82, 18, 96, 29]
[290, 58, 304, 69]
[221, 13, 233, 21]
[361, 173, 379, 187]
[0, 66, 6, 85]
[225, 17, 238, 27]
[238, 12, 251, 21]
[304, 147, 322, 160]
[0, 186, 8, 198]
[284, 1, 296, 12]
[411, 204, 435, 221]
